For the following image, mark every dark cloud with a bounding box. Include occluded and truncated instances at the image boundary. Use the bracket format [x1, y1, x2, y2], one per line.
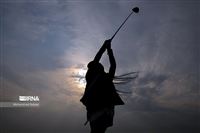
[114, 72, 167, 113]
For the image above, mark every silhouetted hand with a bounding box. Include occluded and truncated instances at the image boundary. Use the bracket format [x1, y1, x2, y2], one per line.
[104, 39, 111, 49]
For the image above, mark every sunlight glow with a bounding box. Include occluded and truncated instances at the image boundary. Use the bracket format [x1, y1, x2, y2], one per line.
[75, 68, 87, 89]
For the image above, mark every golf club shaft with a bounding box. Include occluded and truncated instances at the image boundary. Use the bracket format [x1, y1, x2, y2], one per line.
[110, 11, 134, 41]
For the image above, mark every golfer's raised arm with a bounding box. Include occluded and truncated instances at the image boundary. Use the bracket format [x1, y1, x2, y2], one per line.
[107, 46, 116, 78]
[93, 41, 107, 62]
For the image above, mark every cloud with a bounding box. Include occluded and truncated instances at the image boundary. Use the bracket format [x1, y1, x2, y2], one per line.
[2, 2, 73, 71]
[1, 1, 199, 133]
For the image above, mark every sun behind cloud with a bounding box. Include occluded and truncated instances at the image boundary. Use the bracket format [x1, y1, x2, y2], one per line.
[66, 66, 87, 93]
[76, 68, 87, 88]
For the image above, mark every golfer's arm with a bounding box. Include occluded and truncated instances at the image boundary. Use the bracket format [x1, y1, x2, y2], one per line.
[93, 44, 106, 62]
[108, 48, 116, 78]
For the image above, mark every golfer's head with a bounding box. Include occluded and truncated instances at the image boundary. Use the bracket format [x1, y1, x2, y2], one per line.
[87, 61, 104, 73]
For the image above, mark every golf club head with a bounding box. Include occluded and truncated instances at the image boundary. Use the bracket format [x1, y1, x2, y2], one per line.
[132, 7, 139, 13]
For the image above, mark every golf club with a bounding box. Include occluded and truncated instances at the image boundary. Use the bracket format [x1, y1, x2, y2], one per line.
[110, 7, 139, 41]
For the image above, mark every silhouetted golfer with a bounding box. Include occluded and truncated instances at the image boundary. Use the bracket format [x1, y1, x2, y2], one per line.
[80, 39, 124, 133]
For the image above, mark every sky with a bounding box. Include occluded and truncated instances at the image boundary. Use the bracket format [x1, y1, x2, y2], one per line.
[0, 0, 199, 133]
